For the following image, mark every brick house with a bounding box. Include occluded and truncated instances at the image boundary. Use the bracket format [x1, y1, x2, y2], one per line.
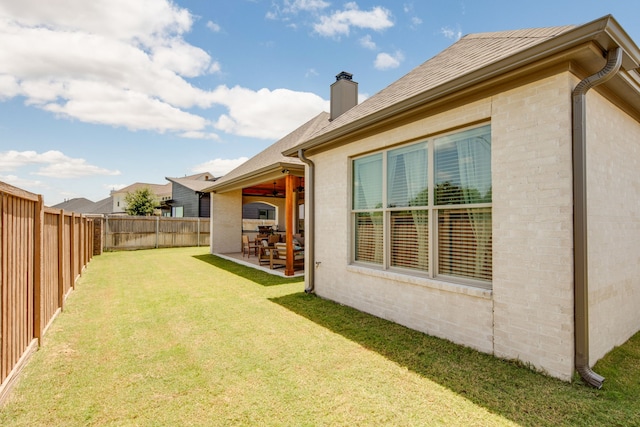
[278, 15, 640, 385]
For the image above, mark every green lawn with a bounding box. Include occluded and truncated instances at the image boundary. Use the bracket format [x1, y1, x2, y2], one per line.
[1, 247, 638, 426]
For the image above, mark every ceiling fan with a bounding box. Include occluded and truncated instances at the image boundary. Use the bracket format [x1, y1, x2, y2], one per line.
[271, 182, 283, 197]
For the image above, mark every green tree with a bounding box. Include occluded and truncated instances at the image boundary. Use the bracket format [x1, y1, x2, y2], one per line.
[124, 187, 158, 216]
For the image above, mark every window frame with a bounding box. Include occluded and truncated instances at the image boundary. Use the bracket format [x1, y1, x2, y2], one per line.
[350, 123, 492, 289]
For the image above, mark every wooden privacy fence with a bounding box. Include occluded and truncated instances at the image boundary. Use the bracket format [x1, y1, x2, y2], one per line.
[103, 215, 209, 251]
[0, 182, 94, 403]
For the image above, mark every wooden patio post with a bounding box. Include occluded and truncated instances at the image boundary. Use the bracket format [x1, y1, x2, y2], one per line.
[284, 174, 295, 276]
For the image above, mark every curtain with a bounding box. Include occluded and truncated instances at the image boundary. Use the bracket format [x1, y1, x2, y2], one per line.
[388, 144, 428, 271]
[353, 154, 382, 210]
[354, 154, 383, 264]
[454, 126, 491, 278]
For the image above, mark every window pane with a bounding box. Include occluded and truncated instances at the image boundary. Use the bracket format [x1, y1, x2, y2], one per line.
[353, 153, 383, 210]
[355, 212, 383, 264]
[387, 142, 428, 208]
[438, 208, 492, 282]
[435, 125, 491, 205]
[390, 210, 428, 271]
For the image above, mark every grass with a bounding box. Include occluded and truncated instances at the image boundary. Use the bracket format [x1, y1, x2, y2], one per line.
[0, 247, 638, 426]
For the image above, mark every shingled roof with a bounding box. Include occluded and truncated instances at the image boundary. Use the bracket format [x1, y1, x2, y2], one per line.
[206, 111, 330, 192]
[166, 172, 216, 192]
[282, 23, 579, 155]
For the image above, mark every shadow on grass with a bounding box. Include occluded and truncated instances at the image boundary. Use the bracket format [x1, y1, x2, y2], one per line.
[270, 292, 640, 427]
[193, 254, 304, 287]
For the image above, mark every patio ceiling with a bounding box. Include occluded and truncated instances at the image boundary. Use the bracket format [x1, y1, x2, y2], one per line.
[242, 176, 304, 198]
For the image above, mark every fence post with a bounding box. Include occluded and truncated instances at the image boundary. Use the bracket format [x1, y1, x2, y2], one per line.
[197, 218, 200, 247]
[70, 213, 76, 289]
[58, 210, 64, 311]
[155, 216, 159, 249]
[104, 215, 109, 251]
[33, 195, 44, 345]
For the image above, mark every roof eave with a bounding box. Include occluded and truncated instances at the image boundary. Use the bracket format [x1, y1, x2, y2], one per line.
[203, 162, 305, 193]
[284, 15, 639, 157]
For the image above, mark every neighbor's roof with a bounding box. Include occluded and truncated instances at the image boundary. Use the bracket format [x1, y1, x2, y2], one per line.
[166, 176, 217, 192]
[205, 112, 330, 192]
[114, 182, 172, 196]
[89, 196, 114, 214]
[284, 15, 640, 155]
[51, 197, 97, 213]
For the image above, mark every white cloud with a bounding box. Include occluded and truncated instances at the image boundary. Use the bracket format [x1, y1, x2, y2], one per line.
[210, 86, 328, 139]
[0, 1, 217, 133]
[305, 68, 319, 78]
[440, 26, 462, 40]
[374, 51, 404, 70]
[0, 150, 120, 178]
[0, 174, 47, 190]
[206, 21, 221, 32]
[283, 0, 330, 13]
[0, 0, 333, 142]
[314, 3, 393, 37]
[209, 61, 222, 74]
[192, 157, 249, 177]
[103, 183, 128, 192]
[179, 131, 220, 140]
[359, 34, 377, 50]
[411, 16, 423, 27]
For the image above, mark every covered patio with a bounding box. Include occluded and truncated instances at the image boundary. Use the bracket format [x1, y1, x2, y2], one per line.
[215, 251, 305, 278]
[204, 112, 330, 276]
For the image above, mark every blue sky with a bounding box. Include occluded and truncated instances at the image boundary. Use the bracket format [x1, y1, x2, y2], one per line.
[1, 0, 639, 205]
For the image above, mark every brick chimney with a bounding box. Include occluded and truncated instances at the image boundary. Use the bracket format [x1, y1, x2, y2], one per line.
[330, 71, 358, 121]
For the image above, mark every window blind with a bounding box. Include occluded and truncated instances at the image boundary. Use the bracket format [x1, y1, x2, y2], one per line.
[355, 212, 383, 264]
[390, 210, 429, 271]
[438, 208, 492, 282]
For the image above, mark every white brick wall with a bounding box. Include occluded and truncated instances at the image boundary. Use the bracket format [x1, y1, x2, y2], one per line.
[491, 73, 575, 380]
[586, 89, 640, 362]
[211, 190, 243, 254]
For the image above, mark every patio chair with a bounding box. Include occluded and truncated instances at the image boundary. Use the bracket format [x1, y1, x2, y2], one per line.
[270, 242, 304, 270]
[258, 240, 273, 266]
[268, 234, 281, 245]
[241, 235, 259, 258]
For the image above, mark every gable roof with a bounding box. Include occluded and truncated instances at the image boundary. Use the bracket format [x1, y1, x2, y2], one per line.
[89, 196, 114, 214]
[51, 197, 97, 213]
[113, 182, 172, 197]
[205, 112, 330, 192]
[284, 15, 640, 156]
[166, 175, 217, 192]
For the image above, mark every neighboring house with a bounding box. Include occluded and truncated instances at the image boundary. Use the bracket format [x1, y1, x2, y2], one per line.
[209, 15, 640, 385]
[165, 172, 216, 217]
[110, 182, 172, 215]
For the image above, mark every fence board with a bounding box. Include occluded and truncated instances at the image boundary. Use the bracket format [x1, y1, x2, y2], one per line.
[0, 182, 94, 404]
[103, 216, 210, 251]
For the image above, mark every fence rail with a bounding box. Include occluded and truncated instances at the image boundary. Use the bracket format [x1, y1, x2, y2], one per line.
[0, 182, 94, 403]
[103, 216, 209, 251]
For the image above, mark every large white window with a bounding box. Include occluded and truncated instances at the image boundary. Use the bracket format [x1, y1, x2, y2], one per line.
[351, 124, 492, 287]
